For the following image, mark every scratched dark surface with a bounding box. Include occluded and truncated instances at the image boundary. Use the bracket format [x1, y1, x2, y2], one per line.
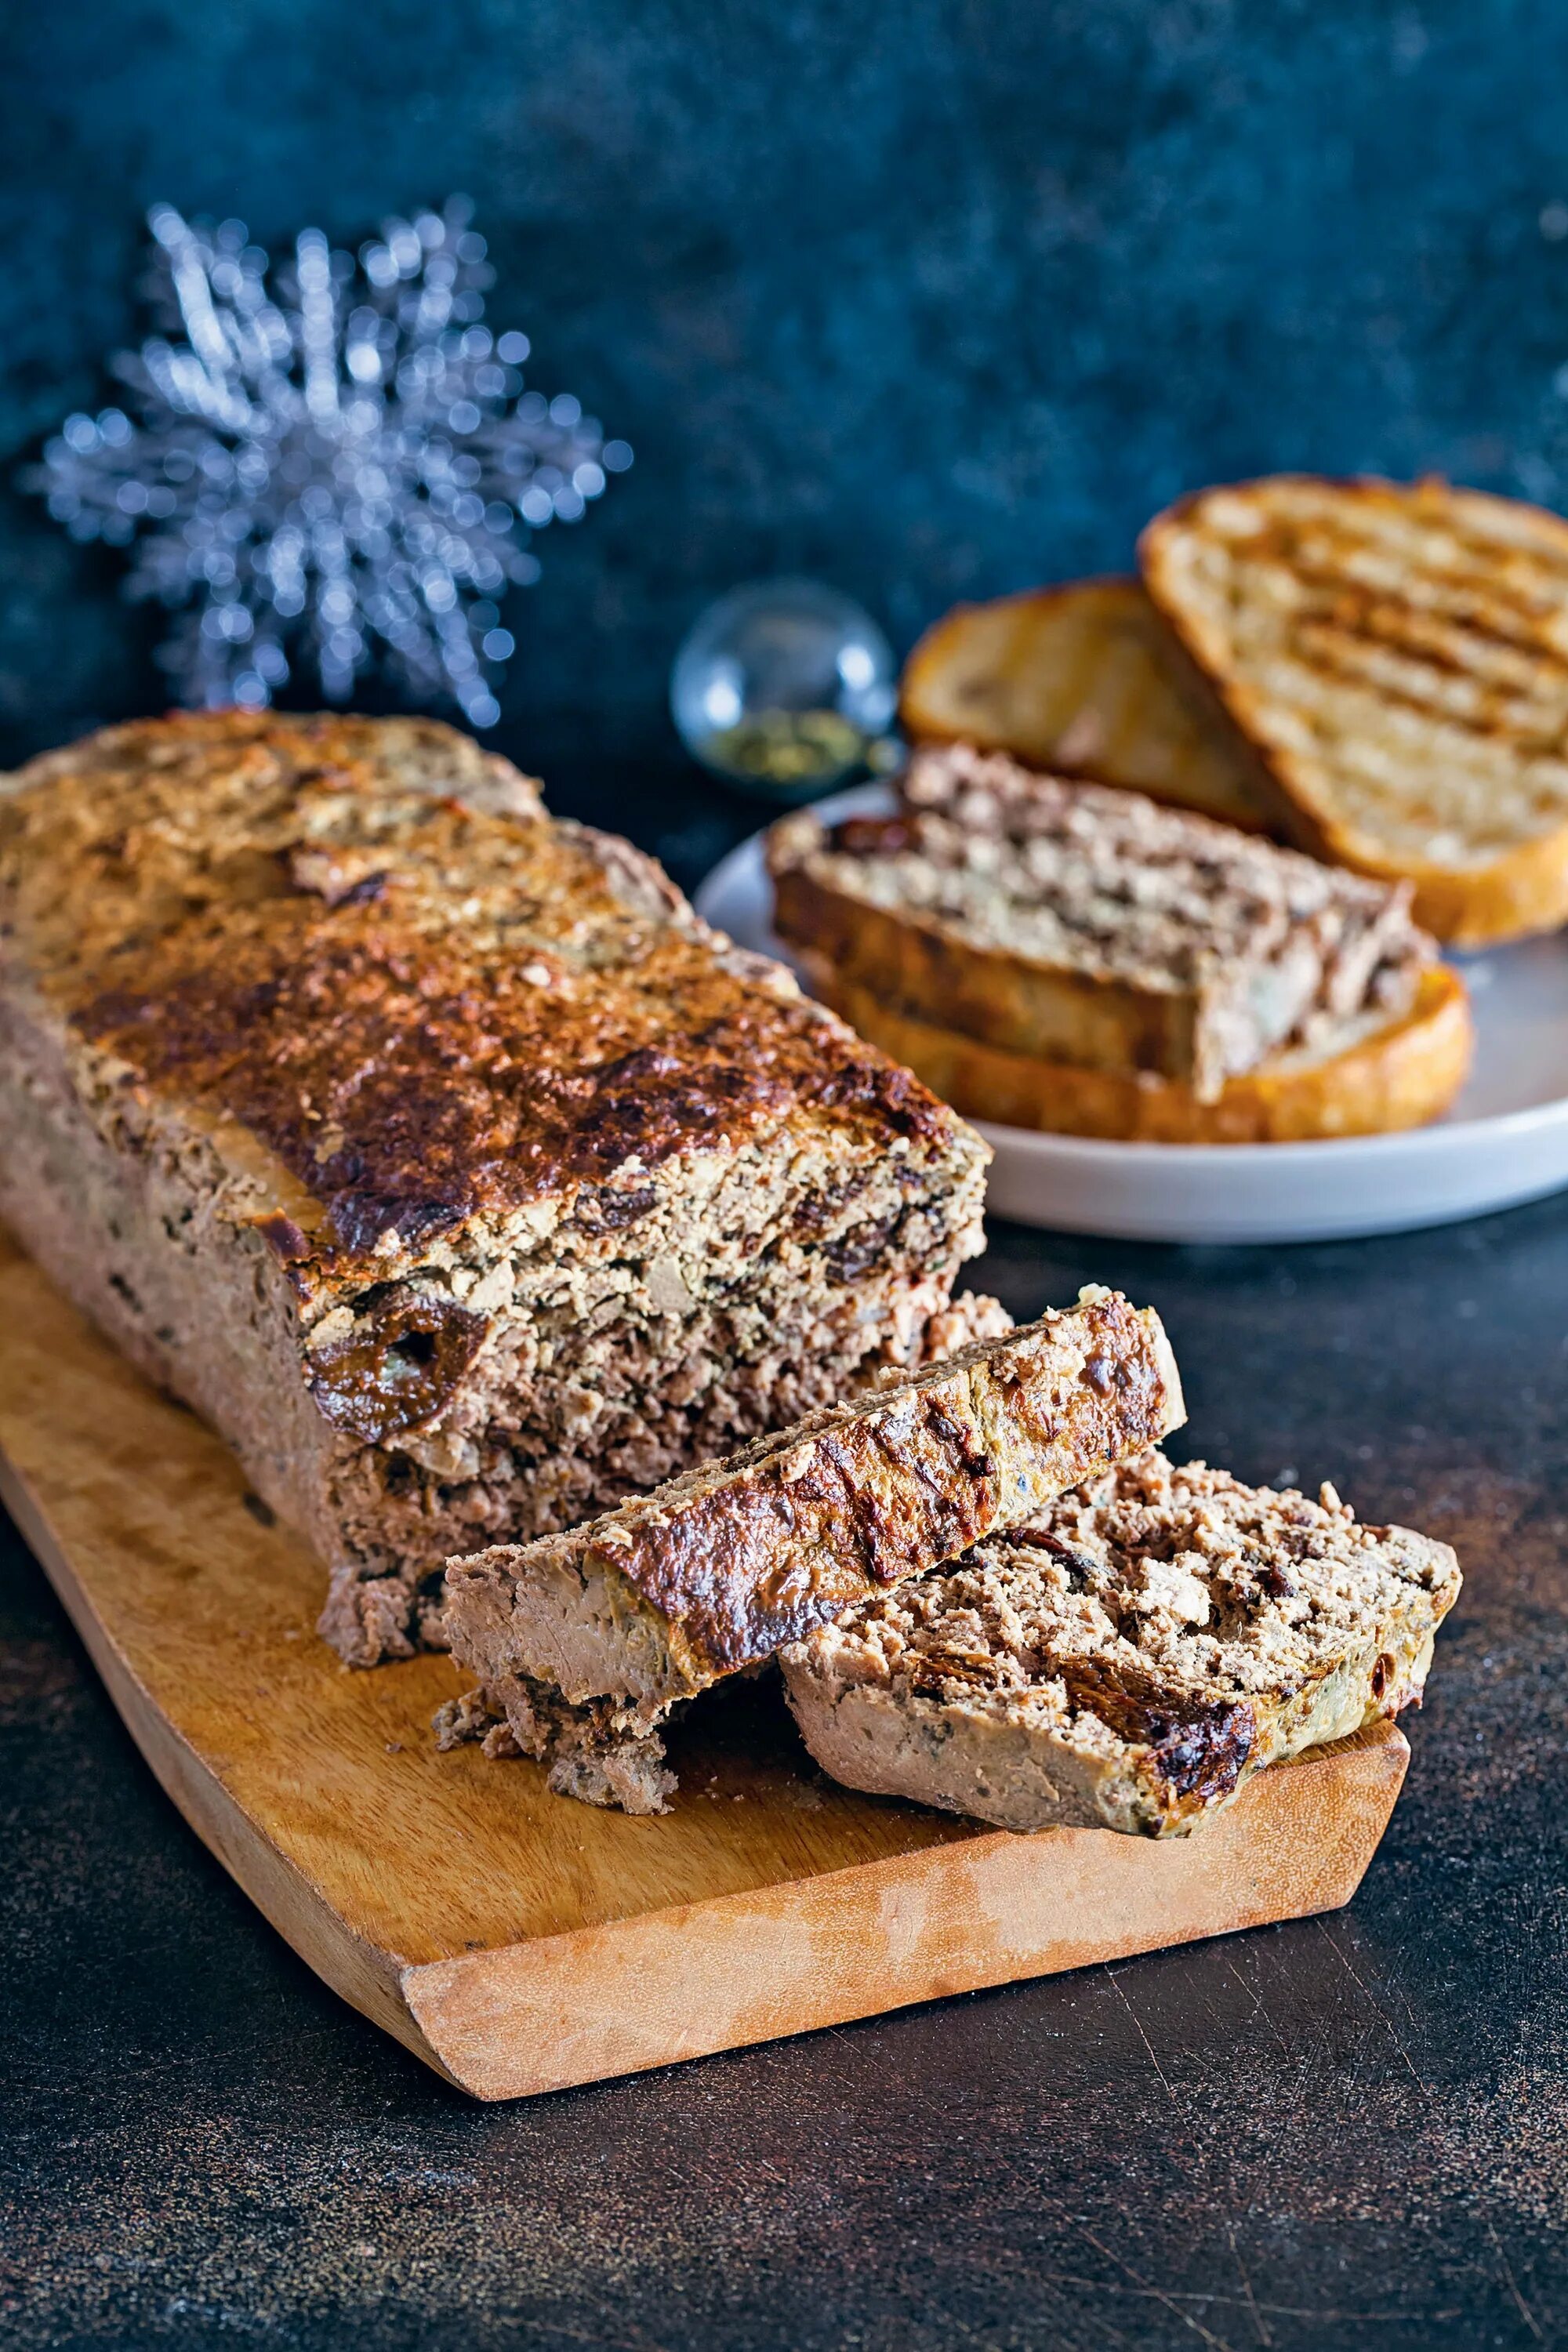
[1, 1191, 1563, 2350]
[6, 0, 1568, 2340]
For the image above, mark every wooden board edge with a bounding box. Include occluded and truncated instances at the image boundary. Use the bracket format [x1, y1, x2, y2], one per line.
[2, 1388, 1414, 2107]
[0, 1447, 466, 2090]
[400, 1722, 1410, 2100]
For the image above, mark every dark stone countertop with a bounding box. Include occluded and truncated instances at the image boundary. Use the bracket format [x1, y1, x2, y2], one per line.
[5, 2, 1568, 2336]
[4, 1191, 1566, 2350]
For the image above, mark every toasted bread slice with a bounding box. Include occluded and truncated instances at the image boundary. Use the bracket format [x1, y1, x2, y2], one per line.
[769, 746, 1435, 1104]
[804, 956, 1472, 1142]
[901, 577, 1272, 831]
[1141, 475, 1568, 946]
[782, 1448, 1461, 1837]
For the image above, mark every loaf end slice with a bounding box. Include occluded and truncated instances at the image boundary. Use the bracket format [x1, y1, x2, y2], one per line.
[442, 1289, 1185, 1725]
[782, 1448, 1461, 1836]
[1141, 473, 1568, 946]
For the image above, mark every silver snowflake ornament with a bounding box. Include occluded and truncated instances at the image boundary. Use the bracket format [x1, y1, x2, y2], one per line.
[29, 198, 631, 727]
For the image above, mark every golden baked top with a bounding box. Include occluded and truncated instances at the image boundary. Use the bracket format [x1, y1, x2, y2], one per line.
[1, 710, 967, 1276]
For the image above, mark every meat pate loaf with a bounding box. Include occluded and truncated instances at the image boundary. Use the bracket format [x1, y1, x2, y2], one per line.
[0, 710, 993, 1664]
[769, 742, 1434, 1103]
[782, 1448, 1461, 1836]
[438, 1289, 1185, 1806]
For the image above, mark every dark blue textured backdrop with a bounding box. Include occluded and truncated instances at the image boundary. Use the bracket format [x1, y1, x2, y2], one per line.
[6, 0, 1568, 876]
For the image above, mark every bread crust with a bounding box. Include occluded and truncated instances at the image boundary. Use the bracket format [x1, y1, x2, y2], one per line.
[1141, 474, 1568, 946]
[807, 959, 1473, 1143]
[442, 1292, 1186, 1719]
[900, 575, 1272, 831]
[770, 753, 1434, 1105]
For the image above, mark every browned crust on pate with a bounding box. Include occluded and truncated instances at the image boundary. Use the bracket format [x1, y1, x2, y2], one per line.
[0, 710, 964, 1290]
[443, 1290, 1185, 1702]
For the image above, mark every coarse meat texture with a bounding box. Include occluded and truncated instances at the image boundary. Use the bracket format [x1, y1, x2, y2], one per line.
[769, 742, 1433, 1102]
[433, 1675, 680, 1817]
[438, 1288, 1185, 1812]
[0, 710, 991, 1664]
[782, 1448, 1461, 1836]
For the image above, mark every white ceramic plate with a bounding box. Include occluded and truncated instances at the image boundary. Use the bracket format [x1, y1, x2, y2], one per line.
[694, 786, 1568, 1243]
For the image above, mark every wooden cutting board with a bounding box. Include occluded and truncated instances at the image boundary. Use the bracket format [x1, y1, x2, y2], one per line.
[0, 1224, 1409, 2101]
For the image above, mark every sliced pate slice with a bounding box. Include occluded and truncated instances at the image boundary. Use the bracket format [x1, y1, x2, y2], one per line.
[439, 1290, 1185, 1782]
[768, 741, 1433, 1102]
[781, 1448, 1460, 1837]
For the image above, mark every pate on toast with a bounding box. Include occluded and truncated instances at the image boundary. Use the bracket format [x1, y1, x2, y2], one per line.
[1141, 473, 1568, 946]
[768, 744, 1436, 1105]
[782, 1448, 1461, 1836]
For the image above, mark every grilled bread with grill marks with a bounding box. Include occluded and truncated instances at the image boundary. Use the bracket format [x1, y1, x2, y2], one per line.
[1141, 474, 1568, 946]
[900, 577, 1272, 832]
[782, 1448, 1461, 1837]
